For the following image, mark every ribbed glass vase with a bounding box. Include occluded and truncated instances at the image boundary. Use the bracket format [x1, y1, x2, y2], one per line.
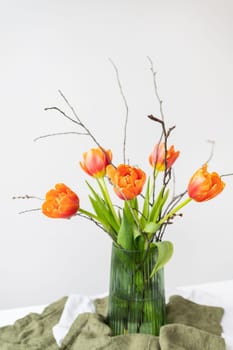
[107, 243, 166, 336]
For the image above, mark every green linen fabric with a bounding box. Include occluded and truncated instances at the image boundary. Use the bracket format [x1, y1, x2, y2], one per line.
[0, 295, 225, 350]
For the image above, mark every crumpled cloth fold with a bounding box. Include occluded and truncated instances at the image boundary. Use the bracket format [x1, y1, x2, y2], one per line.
[0, 295, 225, 350]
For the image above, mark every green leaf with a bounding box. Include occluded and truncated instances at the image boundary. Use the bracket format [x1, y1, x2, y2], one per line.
[143, 222, 160, 238]
[86, 181, 119, 233]
[88, 196, 108, 225]
[133, 226, 145, 251]
[149, 188, 169, 223]
[130, 197, 139, 220]
[140, 178, 150, 227]
[96, 178, 120, 227]
[150, 241, 173, 277]
[88, 195, 119, 233]
[133, 225, 142, 241]
[117, 208, 135, 250]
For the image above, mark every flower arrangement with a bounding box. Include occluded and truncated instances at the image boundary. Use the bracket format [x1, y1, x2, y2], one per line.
[14, 60, 232, 337]
[30, 60, 227, 278]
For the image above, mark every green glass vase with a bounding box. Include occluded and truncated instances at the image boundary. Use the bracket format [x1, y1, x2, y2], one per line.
[107, 243, 166, 336]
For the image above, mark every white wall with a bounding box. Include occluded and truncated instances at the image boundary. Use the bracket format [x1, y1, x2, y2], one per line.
[1, 0, 233, 309]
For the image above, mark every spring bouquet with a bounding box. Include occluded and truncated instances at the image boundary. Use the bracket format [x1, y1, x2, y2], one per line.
[18, 60, 227, 335]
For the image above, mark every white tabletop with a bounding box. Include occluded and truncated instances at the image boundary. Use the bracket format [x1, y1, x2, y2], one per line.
[0, 304, 46, 327]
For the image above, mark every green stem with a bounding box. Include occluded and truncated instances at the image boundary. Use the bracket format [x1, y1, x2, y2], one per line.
[158, 197, 192, 226]
[79, 208, 99, 220]
[97, 177, 120, 228]
[152, 170, 159, 204]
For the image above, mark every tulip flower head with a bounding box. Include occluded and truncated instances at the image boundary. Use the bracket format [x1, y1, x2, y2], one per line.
[42, 183, 80, 218]
[188, 163, 225, 202]
[149, 143, 180, 171]
[80, 148, 112, 178]
[106, 164, 146, 200]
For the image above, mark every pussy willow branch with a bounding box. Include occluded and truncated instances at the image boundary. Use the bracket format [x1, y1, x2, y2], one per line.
[109, 58, 129, 164]
[157, 190, 187, 241]
[157, 216, 182, 242]
[12, 195, 44, 201]
[13, 195, 44, 214]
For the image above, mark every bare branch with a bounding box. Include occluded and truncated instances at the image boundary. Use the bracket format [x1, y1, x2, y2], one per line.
[34, 131, 88, 142]
[109, 58, 129, 164]
[167, 125, 176, 138]
[58, 90, 81, 123]
[205, 140, 215, 164]
[147, 114, 172, 187]
[12, 195, 44, 201]
[221, 173, 233, 177]
[56, 91, 110, 161]
[43, 91, 112, 165]
[148, 114, 167, 137]
[158, 190, 187, 241]
[147, 56, 165, 121]
[44, 107, 79, 125]
[18, 208, 41, 214]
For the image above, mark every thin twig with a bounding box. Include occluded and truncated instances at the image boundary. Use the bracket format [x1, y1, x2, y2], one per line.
[44, 91, 112, 163]
[147, 56, 165, 121]
[158, 190, 187, 241]
[34, 131, 88, 142]
[147, 115, 167, 139]
[44, 107, 79, 125]
[205, 140, 215, 164]
[58, 90, 80, 123]
[109, 58, 129, 164]
[147, 57, 172, 207]
[18, 208, 41, 214]
[58, 91, 108, 154]
[77, 213, 117, 242]
[221, 173, 233, 177]
[12, 195, 44, 201]
[172, 168, 176, 199]
[148, 115, 174, 187]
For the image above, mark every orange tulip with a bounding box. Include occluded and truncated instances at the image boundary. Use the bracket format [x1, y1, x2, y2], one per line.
[106, 164, 146, 200]
[42, 183, 80, 218]
[80, 148, 112, 178]
[149, 143, 180, 171]
[188, 164, 225, 202]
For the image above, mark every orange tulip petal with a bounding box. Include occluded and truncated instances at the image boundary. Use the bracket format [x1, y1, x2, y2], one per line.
[42, 183, 80, 218]
[149, 143, 180, 171]
[80, 148, 112, 178]
[188, 164, 225, 202]
[107, 164, 146, 200]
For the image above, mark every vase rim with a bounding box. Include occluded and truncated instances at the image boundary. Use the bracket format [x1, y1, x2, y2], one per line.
[112, 242, 156, 254]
